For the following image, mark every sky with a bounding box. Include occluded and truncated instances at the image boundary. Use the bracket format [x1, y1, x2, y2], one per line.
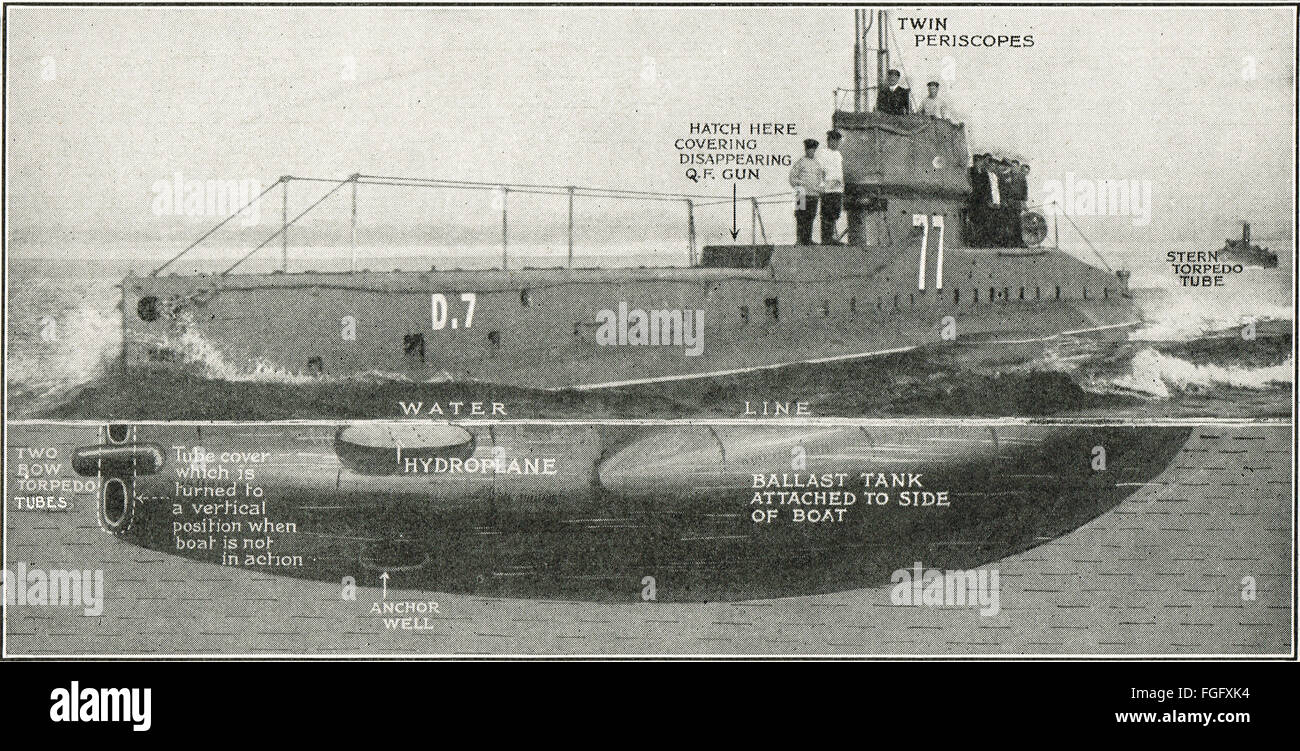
[5, 4, 1296, 251]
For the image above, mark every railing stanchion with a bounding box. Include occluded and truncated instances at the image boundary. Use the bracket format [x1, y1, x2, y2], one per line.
[349, 174, 359, 272]
[223, 176, 350, 276]
[567, 186, 575, 268]
[686, 199, 697, 266]
[501, 187, 509, 271]
[281, 176, 289, 272]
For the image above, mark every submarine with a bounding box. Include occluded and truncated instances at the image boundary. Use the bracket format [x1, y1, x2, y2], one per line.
[69, 422, 1191, 602]
[120, 9, 1138, 391]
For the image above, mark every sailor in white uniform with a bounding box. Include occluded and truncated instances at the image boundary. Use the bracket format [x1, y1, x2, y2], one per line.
[918, 81, 950, 120]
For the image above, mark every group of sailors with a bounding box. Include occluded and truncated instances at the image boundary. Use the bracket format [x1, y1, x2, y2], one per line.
[785, 72, 1028, 248]
[876, 69, 952, 120]
[967, 153, 1030, 247]
[786, 130, 846, 245]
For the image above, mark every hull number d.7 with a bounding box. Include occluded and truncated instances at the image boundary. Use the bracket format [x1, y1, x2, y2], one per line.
[431, 292, 477, 330]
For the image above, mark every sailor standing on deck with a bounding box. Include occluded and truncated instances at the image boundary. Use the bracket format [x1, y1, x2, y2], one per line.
[817, 130, 845, 245]
[1009, 160, 1029, 247]
[918, 81, 950, 120]
[967, 153, 996, 247]
[789, 138, 825, 245]
[981, 157, 1001, 244]
[994, 160, 1016, 246]
[1018, 163, 1032, 214]
[876, 69, 912, 115]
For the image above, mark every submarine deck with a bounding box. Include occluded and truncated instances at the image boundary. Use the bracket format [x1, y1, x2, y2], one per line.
[134, 264, 775, 291]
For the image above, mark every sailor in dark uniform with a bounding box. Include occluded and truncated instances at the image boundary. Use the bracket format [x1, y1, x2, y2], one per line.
[1008, 160, 1029, 247]
[967, 153, 992, 246]
[876, 69, 911, 115]
[968, 154, 989, 201]
[993, 159, 1016, 246]
[1018, 163, 1032, 216]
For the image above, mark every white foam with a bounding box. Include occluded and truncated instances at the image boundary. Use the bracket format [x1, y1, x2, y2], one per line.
[156, 328, 429, 385]
[1131, 291, 1291, 342]
[9, 301, 122, 409]
[1092, 348, 1292, 399]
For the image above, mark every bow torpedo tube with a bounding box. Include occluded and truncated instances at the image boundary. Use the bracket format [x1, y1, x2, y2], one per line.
[70, 425, 165, 536]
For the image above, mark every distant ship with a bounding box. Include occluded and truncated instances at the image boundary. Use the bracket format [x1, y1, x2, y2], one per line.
[1218, 222, 1278, 269]
[121, 9, 1138, 390]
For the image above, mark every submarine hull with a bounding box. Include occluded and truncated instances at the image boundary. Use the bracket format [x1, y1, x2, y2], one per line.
[76, 423, 1189, 602]
[122, 242, 1137, 389]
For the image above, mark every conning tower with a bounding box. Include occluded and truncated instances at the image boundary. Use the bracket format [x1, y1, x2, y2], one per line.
[837, 7, 972, 249]
[834, 110, 971, 247]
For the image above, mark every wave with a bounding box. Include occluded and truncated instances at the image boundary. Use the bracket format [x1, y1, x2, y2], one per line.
[1087, 347, 1293, 399]
[155, 328, 435, 385]
[7, 300, 122, 411]
[1130, 290, 1292, 342]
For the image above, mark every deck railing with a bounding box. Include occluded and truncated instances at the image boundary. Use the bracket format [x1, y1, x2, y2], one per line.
[150, 173, 794, 277]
